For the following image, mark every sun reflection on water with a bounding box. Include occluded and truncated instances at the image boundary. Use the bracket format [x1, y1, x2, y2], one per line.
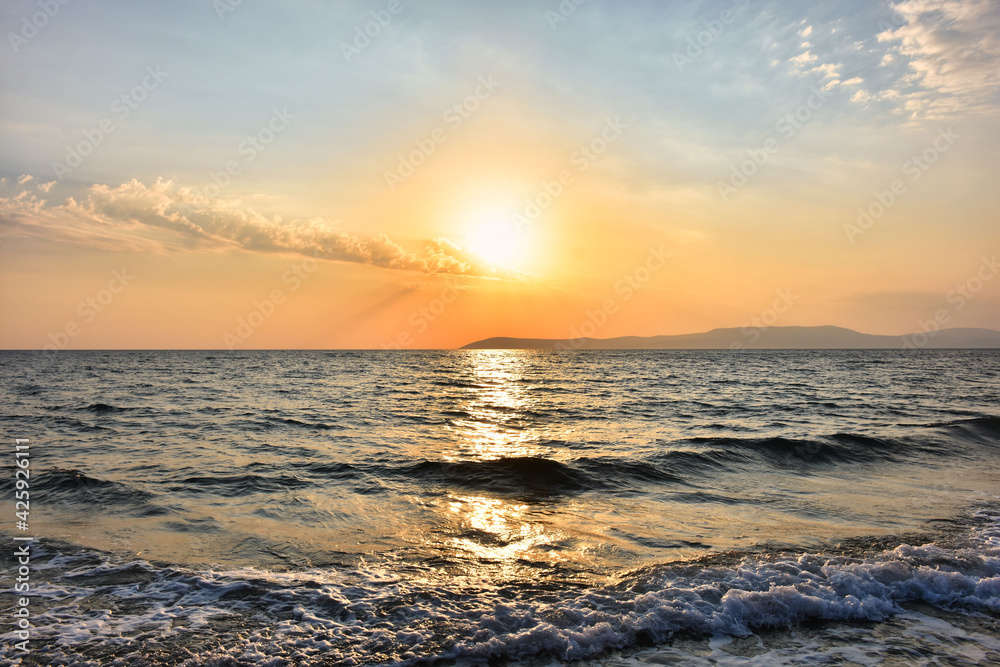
[427, 351, 579, 568]
[442, 350, 558, 462]
[445, 493, 555, 560]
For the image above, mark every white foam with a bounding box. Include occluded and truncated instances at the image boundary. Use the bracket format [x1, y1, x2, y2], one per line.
[4, 509, 1000, 665]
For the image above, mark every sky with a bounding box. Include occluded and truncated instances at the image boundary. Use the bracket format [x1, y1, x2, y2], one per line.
[1, 0, 999, 349]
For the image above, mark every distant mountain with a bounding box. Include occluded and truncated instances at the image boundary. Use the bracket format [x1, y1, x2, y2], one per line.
[460, 326, 1000, 350]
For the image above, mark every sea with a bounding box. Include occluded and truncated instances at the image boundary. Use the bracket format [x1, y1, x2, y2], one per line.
[1, 349, 999, 666]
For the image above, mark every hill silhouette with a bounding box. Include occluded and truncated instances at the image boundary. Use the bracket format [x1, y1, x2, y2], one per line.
[460, 326, 1000, 350]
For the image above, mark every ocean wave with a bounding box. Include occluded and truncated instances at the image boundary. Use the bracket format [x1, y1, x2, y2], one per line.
[48, 415, 119, 432]
[400, 456, 593, 496]
[272, 417, 342, 430]
[169, 473, 312, 497]
[682, 433, 909, 468]
[81, 402, 132, 413]
[906, 415, 1000, 432]
[389, 455, 694, 497]
[928, 416, 1000, 446]
[575, 456, 685, 487]
[430, 379, 492, 389]
[0, 468, 157, 509]
[6, 507, 1000, 666]
[299, 461, 361, 479]
[322, 436, 915, 498]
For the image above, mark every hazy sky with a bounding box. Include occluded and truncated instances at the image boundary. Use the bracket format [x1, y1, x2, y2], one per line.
[2, 0, 999, 349]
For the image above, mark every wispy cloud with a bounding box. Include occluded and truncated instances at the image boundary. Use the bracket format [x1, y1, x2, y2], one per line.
[790, 50, 819, 69]
[0, 177, 491, 276]
[879, 0, 1000, 118]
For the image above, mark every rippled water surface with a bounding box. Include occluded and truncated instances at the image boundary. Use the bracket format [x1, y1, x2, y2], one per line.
[1, 349, 999, 665]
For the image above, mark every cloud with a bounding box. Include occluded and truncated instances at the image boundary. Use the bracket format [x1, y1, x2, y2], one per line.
[810, 62, 842, 80]
[790, 50, 819, 69]
[822, 73, 863, 91]
[879, 0, 1000, 117]
[851, 90, 875, 104]
[0, 177, 495, 277]
[0, 185, 165, 253]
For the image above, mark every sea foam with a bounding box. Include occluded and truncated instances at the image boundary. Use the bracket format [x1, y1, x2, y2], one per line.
[5, 506, 1000, 665]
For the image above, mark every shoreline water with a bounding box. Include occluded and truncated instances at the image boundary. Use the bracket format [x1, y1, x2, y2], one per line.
[2, 499, 999, 665]
[1, 349, 998, 664]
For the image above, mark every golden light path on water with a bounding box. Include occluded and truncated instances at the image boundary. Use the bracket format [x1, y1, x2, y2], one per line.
[19, 349, 1000, 586]
[416, 350, 793, 578]
[443, 350, 552, 462]
[431, 350, 579, 575]
[407, 349, 991, 582]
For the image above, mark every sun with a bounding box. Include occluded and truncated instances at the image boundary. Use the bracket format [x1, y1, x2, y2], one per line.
[466, 211, 524, 269]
